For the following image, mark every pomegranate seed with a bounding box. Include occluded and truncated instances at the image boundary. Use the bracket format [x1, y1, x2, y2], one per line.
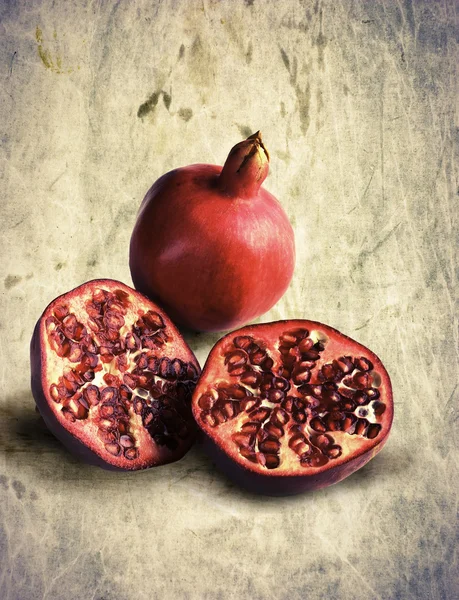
[354, 391, 369, 405]
[353, 371, 373, 389]
[248, 407, 271, 422]
[304, 348, 321, 361]
[240, 397, 260, 411]
[120, 435, 135, 448]
[264, 421, 284, 439]
[225, 350, 248, 368]
[239, 447, 257, 462]
[198, 393, 215, 411]
[298, 337, 314, 353]
[228, 365, 246, 376]
[105, 442, 121, 456]
[144, 311, 165, 329]
[354, 419, 368, 436]
[232, 432, 254, 448]
[310, 417, 326, 432]
[292, 410, 306, 424]
[100, 404, 115, 418]
[267, 389, 285, 403]
[373, 401, 386, 416]
[100, 387, 118, 403]
[355, 357, 373, 372]
[366, 423, 382, 439]
[279, 333, 297, 347]
[233, 335, 253, 350]
[258, 437, 280, 454]
[264, 454, 280, 469]
[366, 388, 380, 400]
[49, 384, 60, 402]
[83, 385, 100, 406]
[248, 348, 266, 365]
[313, 434, 332, 448]
[272, 407, 289, 426]
[203, 412, 218, 427]
[124, 447, 138, 460]
[53, 305, 69, 320]
[221, 401, 237, 419]
[61, 407, 76, 423]
[289, 435, 309, 455]
[241, 421, 260, 433]
[326, 445, 342, 459]
[342, 414, 356, 432]
[67, 342, 83, 363]
[336, 356, 354, 374]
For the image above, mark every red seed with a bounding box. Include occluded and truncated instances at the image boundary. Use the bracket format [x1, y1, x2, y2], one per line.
[233, 335, 253, 350]
[239, 447, 257, 462]
[241, 421, 260, 434]
[225, 350, 247, 368]
[248, 407, 271, 422]
[310, 417, 326, 432]
[83, 385, 100, 406]
[198, 393, 215, 411]
[366, 423, 382, 439]
[264, 454, 280, 469]
[298, 337, 314, 353]
[259, 438, 280, 454]
[355, 357, 373, 372]
[326, 445, 342, 459]
[232, 432, 254, 448]
[124, 447, 138, 460]
[120, 435, 135, 448]
[105, 442, 121, 457]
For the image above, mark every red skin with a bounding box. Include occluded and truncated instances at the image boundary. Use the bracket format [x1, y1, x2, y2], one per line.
[130, 133, 295, 332]
[192, 320, 394, 496]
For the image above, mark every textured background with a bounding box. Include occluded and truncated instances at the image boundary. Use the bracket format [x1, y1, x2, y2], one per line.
[1, 1, 458, 599]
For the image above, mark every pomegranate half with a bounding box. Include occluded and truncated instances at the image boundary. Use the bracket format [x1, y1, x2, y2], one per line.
[192, 320, 393, 495]
[129, 132, 295, 332]
[30, 279, 200, 470]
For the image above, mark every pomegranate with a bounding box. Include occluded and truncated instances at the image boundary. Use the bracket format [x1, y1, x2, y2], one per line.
[129, 132, 295, 332]
[192, 320, 393, 495]
[30, 279, 200, 471]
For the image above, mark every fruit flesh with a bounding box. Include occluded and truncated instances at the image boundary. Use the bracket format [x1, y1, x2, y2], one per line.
[192, 320, 393, 495]
[31, 279, 200, 471]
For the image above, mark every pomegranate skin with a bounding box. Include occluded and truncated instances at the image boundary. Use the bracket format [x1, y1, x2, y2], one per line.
[129, 133, 295, 332]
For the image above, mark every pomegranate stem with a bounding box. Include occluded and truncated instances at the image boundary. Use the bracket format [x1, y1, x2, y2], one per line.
[218, 131, 270, 199]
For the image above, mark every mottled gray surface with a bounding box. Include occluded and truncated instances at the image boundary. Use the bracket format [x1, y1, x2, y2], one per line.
[1, 0, 458, 598]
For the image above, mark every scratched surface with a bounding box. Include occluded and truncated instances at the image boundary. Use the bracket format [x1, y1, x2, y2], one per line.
[0, 1, 458, 599]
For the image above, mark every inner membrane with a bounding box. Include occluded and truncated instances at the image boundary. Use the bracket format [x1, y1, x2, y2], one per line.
[197, 328, 386, 470]
[45, 287, 198, 460]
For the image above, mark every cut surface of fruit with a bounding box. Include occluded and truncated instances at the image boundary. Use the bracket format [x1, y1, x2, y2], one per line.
[192, 320, 393, 495]
[30, 279, 200, 470]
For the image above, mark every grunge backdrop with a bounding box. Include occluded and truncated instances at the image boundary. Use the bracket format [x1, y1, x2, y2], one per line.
[1, 1, 457, 599]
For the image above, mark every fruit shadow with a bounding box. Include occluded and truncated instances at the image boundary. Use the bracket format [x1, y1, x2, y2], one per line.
[2, 391, 202, 489]
[187, 441, 406, 506]
[4, 392, 403, 503]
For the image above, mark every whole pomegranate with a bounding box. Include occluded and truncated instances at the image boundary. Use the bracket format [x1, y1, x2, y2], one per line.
[30, 279, 200, 470]
[129, 132, 295, 332]
[192, 320, 393, 495]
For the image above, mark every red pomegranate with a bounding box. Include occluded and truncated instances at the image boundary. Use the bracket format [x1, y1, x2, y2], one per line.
[129, 132, 295, 332]
[30, 279, 200, 471]
[192, 320, 393, 495]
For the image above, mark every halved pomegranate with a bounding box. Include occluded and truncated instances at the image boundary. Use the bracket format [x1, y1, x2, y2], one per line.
[192, 321, 393, 495]
[30, 279, 200, 470]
